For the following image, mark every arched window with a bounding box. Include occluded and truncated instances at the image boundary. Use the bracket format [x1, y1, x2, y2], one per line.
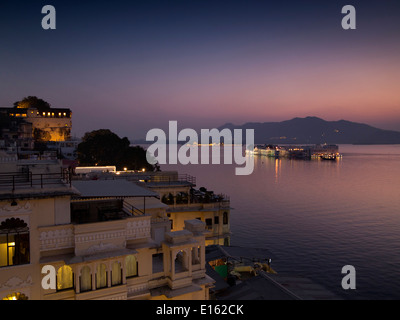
[162, 193, 174, 205]
[175, 250, 188, 273]
[80, 266, 91, 292]
[0, 218, 30, 268]
[57, 265, 73, 291]
[96, 264, 107, 289]
[125, 255, 138, 278]
[111, 261, 122, 286]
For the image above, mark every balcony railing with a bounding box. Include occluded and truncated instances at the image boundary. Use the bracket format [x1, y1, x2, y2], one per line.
[0, 170, 72, 191]
[122, 201, 145, 216]
[142, 174, 196, 186]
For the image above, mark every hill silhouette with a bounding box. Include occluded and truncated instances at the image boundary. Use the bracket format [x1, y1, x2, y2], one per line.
[218, 117, 400, 144]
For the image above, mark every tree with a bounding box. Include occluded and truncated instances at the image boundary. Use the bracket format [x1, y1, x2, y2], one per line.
[77, 129, 155, 171]
[13, 96, 51, 112]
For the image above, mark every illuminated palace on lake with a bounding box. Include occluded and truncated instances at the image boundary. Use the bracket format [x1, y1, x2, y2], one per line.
[251, 144, 340, 160]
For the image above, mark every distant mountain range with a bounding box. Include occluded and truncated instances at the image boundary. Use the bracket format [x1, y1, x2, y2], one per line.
[218, 117, 400, 145]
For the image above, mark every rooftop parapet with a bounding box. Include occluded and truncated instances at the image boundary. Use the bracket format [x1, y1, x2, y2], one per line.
[164, 230, 194, 244]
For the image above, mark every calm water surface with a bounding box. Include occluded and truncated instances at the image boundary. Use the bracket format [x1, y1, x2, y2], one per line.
[161, 144, 400, 300]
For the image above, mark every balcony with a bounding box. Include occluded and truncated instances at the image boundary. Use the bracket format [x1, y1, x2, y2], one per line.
[71, 199, 132, 224]
[38, 214, 151, 254]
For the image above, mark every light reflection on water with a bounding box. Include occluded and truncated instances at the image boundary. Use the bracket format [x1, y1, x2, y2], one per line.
[160, 144, 400, 299]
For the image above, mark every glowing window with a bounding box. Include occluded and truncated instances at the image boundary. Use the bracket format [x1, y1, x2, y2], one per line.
[111, 261, 122, 286]
[0, 218, 30, 268]
[57, 265, 73, 291]
[126, 255, 138, 278]
[96, 264, 107, 289]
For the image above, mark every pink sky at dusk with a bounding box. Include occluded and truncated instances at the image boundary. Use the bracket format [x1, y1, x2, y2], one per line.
[1, 1, 400, 139]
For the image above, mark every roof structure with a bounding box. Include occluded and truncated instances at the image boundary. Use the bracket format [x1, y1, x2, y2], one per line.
[72, 179, 159, 199]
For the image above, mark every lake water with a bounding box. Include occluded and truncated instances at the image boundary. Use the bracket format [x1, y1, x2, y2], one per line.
[160, 144, 400, 300]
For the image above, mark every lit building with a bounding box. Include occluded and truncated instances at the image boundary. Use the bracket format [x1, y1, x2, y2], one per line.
[68, 170, 231, 246]
[0, 106, 72, 148]
[141, 173, 231, 246]
[0, 159, 213, 300]
[88, 170, 232, 246]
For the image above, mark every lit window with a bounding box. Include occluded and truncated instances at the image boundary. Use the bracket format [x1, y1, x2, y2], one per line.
[63, 113, 66, 116]
[111, 261, 122, 286]
[57, 265, 73, 291]
[96, 264, 107, 289]
[126, 255, 138, 278]
[80, 266, 91, 292]
[0, 218, 30, 268]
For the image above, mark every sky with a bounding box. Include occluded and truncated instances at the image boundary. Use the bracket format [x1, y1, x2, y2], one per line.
[1, 0, 400, 140]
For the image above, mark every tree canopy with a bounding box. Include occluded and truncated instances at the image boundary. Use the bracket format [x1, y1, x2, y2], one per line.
[13, 96, 51, 112]
[77, 129, 155, 171]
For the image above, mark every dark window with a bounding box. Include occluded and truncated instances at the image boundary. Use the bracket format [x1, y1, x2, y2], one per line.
[214, 216, 219, 224]
[223, 212, 229, 225]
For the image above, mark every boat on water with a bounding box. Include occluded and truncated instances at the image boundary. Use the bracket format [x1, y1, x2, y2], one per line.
[320, 154, 337, 160]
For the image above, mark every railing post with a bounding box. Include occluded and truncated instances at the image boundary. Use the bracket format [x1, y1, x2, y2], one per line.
[41, 174, 43, 188]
